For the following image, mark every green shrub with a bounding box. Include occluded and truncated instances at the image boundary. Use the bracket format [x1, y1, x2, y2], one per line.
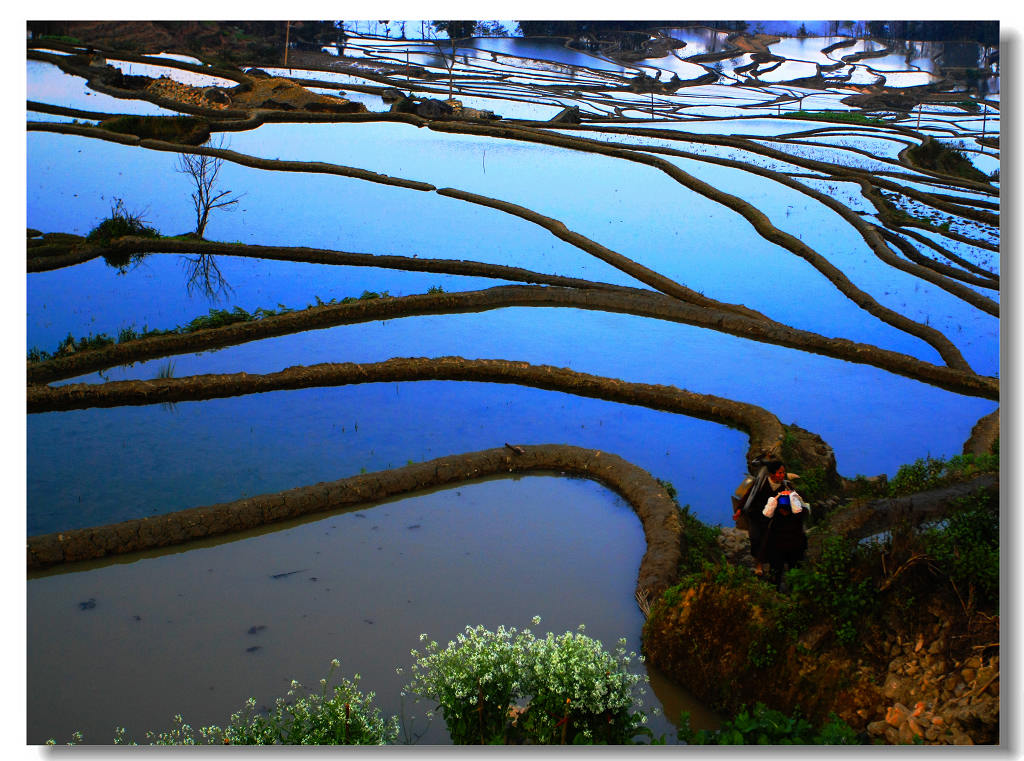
[920, 490, 998, 608]
[519, 628, 649, 744]
[887, 453, 998, 497]
[677, 504, 724, 575]
[655, 479, 723, 575]
[786, 536, 874, 645]
[679, 703, 860, 744]
[907, 138, 989, 183]
[87, 198, 159, 250]
[404, 623, 530, 744]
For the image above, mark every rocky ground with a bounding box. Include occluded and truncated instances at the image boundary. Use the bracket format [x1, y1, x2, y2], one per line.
[715, 519, 998, 744]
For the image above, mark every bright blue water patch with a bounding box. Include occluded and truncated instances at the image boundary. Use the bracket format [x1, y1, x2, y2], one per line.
[27, 129, 638, 289]
[45, 301, 995, 476]
[27, 254, 506, 354]
[27, 59, 182, 115]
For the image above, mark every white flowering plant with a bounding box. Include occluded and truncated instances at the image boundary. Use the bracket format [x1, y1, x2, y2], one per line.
[113, 660, 399, 746]
[520, 626, 648, 744]
[405, 618, 651, 744]
[404, 624, 533, 744]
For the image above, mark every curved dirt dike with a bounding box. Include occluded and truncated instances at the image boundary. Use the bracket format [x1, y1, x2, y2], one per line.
[27, 282, 999, 400]
[27, 355, 786, 456]
[27, 122, 437, 193]
[424, 121, 975, 372]
[27, 444, 683, 596]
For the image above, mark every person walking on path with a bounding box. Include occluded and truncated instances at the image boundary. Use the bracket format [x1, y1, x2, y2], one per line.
[757, 464, 808, 588]
[740, 458, 789, 577]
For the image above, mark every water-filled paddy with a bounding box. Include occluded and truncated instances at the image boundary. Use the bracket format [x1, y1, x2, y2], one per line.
[28, 475, 718, 744]
[26, 24, 999, 745]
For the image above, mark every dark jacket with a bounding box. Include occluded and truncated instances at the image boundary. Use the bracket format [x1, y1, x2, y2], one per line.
[742, 472, 787, 557]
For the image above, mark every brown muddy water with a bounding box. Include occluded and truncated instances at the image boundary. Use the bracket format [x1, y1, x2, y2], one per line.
[27, 474, 719, 744]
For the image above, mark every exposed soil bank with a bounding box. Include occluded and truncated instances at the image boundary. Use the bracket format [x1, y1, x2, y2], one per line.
[28, 354, 787, 452]
[962, 410, 999, 455]
[648, 463, 999, 744]
[27, 275, 997, 399]
[27, 444, 683, 598]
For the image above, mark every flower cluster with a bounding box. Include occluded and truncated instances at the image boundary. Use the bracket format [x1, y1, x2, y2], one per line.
[405, 619, 649, 744]
[113, 661, 398, 746]
[404, 623, 534, 743]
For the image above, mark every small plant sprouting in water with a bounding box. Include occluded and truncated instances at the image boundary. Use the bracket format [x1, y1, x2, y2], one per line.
[156, 360, 177, 412]
[156, 360, 176, 380]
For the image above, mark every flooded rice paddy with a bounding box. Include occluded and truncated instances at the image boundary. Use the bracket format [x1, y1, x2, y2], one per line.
[26, 22, 999, 744]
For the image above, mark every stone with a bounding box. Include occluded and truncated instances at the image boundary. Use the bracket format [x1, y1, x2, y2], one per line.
[415, 98, 454, 118]
[898, 722, 916, 745]
[867, 720, 889, 737]
[203, 87, 231, 105]
[883, 675, 902, 699]
[886, 703, 910, 726]
[950, 730, 974, 745]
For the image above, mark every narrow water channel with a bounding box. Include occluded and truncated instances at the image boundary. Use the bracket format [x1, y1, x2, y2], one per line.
[27, 475, 719, 744]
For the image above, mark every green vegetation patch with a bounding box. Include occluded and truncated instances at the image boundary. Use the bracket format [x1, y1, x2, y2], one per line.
[786, 535, 875, 645]
[26, 290, 396, 363]
[906, 137, 989, 183]
[781, 110, 888, 126]
[86, 198, 160, 248]
[882, 452, 998, 497]
[679, 703, 860, 744]
[919, 490, 998, 609]
[658, 479, 725, 576]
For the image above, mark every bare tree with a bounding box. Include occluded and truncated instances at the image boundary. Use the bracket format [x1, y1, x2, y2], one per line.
[430, 21, 476, 100]
[176, 139, 242, 239]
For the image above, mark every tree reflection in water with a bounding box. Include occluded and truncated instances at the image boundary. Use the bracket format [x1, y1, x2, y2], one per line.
[180, 252, 233, 301]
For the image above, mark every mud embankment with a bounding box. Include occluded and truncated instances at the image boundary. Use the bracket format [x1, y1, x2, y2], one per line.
[27, 355, 786, 456]
[26, 280, 998, 400]
[27, 443, 683, 598]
